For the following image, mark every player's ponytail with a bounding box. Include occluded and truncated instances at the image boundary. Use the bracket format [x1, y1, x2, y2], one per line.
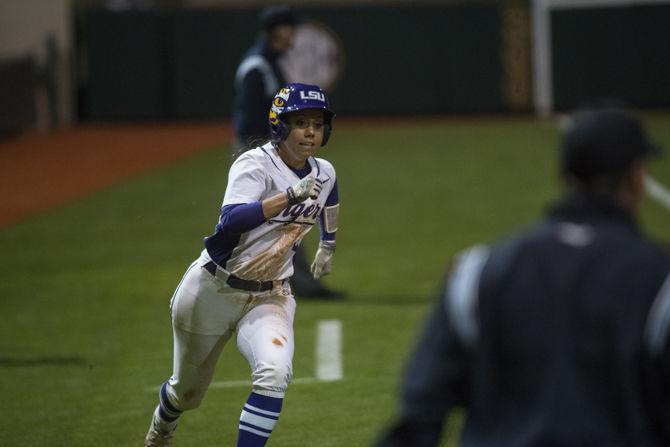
[232, 137, 270, 160]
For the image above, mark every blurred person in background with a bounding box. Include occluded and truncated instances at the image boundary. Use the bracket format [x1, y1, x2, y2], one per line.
[232, 5, 343, 300]
[376, 108, 670, 447]
[232, 5, 296, 154]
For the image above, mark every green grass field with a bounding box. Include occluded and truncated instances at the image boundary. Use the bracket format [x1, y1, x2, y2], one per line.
[1, 114, 669, 446]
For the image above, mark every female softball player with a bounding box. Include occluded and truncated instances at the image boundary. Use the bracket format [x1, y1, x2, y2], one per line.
[144, 83, 340, 447]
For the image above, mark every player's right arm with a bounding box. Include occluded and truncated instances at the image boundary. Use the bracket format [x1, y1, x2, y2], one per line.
[259, 193, 291, 219]
[218, 155, 322, 233]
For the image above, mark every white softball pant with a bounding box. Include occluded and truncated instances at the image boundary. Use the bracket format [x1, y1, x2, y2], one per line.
[164, 251, 296, 411]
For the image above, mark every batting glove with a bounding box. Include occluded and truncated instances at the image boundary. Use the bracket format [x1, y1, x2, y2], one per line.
[311, 241, 336, 279]
[287, 177, 323, 205]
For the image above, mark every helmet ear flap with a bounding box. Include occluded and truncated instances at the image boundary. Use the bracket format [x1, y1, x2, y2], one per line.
[270, 115, 291, 144]
[321, 122, 332, 146]
[278, 119, 291, 142]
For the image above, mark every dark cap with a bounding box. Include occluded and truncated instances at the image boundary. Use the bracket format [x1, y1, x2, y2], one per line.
[560, 108, 663, 180]
[258, 5, 298, 31]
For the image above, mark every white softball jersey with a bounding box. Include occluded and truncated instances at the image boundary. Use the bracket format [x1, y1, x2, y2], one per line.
[205, 142, 337, 282]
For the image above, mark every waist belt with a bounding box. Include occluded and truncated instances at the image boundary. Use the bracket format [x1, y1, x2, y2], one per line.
[203, 261, 274, 292]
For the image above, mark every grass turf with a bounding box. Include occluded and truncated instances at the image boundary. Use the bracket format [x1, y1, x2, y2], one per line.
[1, 113, 668, 446]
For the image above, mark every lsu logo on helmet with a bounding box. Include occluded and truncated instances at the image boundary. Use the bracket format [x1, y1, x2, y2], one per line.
[300, 90, 326, 102]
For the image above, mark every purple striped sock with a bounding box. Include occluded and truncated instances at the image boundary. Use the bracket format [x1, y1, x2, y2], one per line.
[237, 392, 283, 447]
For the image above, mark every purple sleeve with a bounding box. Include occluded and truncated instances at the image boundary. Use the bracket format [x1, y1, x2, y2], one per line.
[219, 202, 265, 233]
[325, 179, 339, 206]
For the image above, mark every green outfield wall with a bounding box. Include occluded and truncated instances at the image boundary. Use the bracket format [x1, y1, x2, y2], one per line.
[551, 3, 670, 110]
[82, 3, 513, 119]
[81, 1, 669, 120]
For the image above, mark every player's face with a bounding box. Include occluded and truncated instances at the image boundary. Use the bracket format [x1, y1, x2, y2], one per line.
[279, 110, 325, 168]
[269, 25, 295, 53]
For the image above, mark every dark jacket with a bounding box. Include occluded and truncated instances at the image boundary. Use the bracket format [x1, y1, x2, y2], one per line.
[379, 193, 670, 447]
[232, 39, 287, 146]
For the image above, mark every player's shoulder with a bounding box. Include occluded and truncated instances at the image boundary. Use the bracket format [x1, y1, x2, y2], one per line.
[233, 143, 276, 168]
[312, 156, 336, 178]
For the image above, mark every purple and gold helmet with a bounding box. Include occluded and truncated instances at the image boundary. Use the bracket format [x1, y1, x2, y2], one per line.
[268, 83, 335, 146]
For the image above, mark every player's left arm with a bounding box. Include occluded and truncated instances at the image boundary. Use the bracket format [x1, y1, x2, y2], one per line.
[311, 178, 339, 279]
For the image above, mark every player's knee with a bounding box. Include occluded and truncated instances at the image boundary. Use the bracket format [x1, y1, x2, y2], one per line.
[172, 385, 207, 411]
[252, 360, 292, 394]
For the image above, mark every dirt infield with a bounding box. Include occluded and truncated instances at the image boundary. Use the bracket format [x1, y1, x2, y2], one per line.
[0, 114, 545, 229]
[0, 122, 230, 228]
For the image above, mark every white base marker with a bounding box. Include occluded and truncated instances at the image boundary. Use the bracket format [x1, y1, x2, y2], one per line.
[316, 319, 343, 382]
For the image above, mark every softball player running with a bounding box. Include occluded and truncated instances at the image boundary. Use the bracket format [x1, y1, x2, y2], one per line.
[144, 83, 340, 447]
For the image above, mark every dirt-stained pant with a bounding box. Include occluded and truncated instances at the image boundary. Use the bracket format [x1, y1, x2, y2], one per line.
[164, 250, 296, 411]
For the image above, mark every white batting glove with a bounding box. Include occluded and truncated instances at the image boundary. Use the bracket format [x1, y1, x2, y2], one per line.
[287, 176, 323, 205]
[311, 241, 336, 279]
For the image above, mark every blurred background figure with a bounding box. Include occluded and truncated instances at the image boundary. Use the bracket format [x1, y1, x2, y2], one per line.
[232, 6, 344, 300]
[103, 0, 158, 11]
[375, 107, 670, 447]
[232, 4, 297, 155]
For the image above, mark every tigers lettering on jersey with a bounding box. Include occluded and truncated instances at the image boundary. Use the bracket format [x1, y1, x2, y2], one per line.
[269, 202, 322, 225]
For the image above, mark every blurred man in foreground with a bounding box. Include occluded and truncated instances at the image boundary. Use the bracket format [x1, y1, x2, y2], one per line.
[377, 108, 670, 446]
